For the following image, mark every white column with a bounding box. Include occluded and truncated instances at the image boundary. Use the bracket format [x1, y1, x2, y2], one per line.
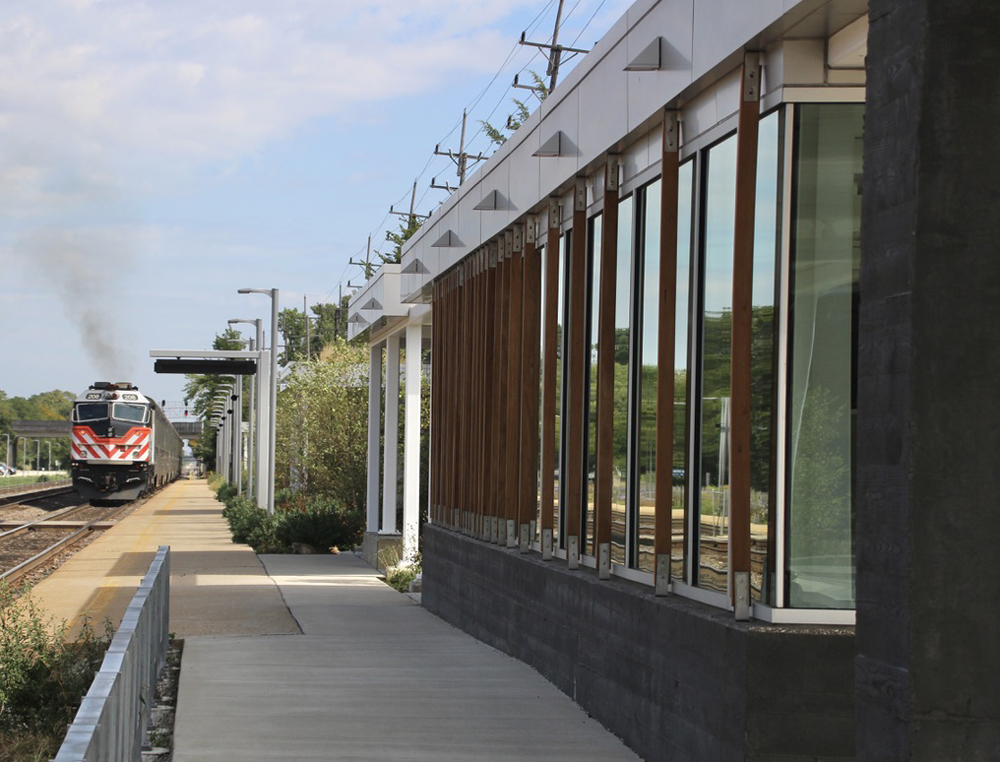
[233, 377, 242, 493]
[366, 345, 382, 533]
[256, 350, 271, 511]
[402, 323, 422, 561]
[381, 335, 400, 534]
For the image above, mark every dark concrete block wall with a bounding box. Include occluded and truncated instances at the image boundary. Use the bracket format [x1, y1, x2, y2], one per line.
[858, 1, 1000, 758]
[423, 525, 854, 761]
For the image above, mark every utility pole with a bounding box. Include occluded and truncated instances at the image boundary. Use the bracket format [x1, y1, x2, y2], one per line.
[390, 180, 429, 228]
[434, 110, 488, 190]
[304, 295, 311, 360]
[349, 235, 376, 279]
[519, 0, 590, 92]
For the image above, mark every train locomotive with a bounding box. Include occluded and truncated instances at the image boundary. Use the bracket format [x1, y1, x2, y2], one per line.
[70, 381, 183, 502]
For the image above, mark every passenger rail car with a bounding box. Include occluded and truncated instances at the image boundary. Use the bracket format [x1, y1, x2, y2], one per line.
[70, 382, 183, 502]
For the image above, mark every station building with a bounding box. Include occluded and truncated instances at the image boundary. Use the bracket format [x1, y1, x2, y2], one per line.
[349, 0, 1000, 758]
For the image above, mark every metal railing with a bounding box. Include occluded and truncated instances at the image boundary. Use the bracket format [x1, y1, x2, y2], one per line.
[55, 546, 171, 762]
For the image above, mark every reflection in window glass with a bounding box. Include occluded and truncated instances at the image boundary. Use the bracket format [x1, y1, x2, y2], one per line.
[636, 182, 660, 573]
[556, 233, 568, 548]
[537, 244, 546, 541]
[787, 104, 863, 609]
[584, 214, 602, 557]
[750, 111, 780, 603]
[612, 197, 633, 567]
[696, 112, 780, 595]
[74, 403, 109, 422]
[674, 165, 693, 581]
[698, 135, 737, 593]
[113, 403, 148, 424]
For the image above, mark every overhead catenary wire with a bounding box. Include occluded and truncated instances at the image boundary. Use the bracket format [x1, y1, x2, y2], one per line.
[337, 1, 614, 305]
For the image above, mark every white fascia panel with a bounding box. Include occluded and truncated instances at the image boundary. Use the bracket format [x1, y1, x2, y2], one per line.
[625, 1, 695, 132]
[538, 88, 581, 200]
[691, 0, 785, 80]
[578, 40, 629, 164]
[621, 124, 658, 191]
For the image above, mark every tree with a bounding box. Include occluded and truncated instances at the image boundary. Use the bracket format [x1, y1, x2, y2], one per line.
[481, 71, 549, 148]
[376, 216, 423, 266]
[274, 342, 369, 515]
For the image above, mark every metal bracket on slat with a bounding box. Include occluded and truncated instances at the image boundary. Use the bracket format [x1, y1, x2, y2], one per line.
[519, 524, 530, 553]
[526, 215, 537, 245]
[663, 110, 679, 153]
[574, 177, 587, 212]
[567, 535, 580, 569]
[513, 223, 523, 253]
[605, 155, 620, 193]
[734, 571, 751, 621]
[542, 528, 553, 561]
[743, 52, 761, 102]
[655, 554, 671, 595]
[598, 542, 611, 579]
[549, 197, 561, 229]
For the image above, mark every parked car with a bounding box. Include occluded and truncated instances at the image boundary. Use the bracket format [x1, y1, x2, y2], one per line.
[0, 463, 17, 476]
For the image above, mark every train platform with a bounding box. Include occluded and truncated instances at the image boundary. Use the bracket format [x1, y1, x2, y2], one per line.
[32, 479, 639, 761]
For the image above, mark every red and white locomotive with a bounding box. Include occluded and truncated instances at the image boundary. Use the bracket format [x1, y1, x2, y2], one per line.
[70, 381, 182, 502]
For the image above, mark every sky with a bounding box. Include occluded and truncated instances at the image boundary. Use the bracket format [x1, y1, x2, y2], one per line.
[0, 0, 633, 413]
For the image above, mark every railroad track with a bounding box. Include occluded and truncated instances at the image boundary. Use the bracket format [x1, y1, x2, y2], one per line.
[0, 491, 136, 586]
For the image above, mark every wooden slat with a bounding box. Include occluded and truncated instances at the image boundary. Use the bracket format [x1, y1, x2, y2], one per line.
[471, 252, 482, 535]
[729, 53, 761, 609]
[461, 260, 473, 530]
[518, 223, 542, 546]
[431, 279, 440, 523]
[564, 178, 588, 566]
[494, 240, 510, 543]
[655, 111, 681, 593]
[505, 233, 524, 545]
[539, 201, 561, 558]
[595, 159, 619, 577]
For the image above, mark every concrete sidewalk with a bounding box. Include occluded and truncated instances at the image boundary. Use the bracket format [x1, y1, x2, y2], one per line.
[174, 552, 640, 761]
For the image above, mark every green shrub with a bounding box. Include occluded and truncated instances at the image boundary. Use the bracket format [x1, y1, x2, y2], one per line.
[220, 496, 281, 553]
[274, 495, 364, 552]
[0, 584, 113, 745]
[215, 481, 238, 503]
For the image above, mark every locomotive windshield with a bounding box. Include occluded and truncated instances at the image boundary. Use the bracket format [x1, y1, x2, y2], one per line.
[112, 403, 149, 424]
[74, 403, 109, 422]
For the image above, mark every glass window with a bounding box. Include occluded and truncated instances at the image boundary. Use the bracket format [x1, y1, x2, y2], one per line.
[695, 111, 780, 595]
[635, 183, 659, 573]
[749, 112, 780, 602]
[674, 164, 693, 581]
[584, 214, 603, 557]
[698, 134, 737, 593]
[113, 403, 149, 424]
[74, 403, 109, 422]
[556, 232, 569, 547]
[537, 243, 546, 541]
[612, 196, 634, 567]
[786, 103, 863, 609]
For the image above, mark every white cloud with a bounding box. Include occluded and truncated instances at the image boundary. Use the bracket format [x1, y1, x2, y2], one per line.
[0, 0, 549, 219]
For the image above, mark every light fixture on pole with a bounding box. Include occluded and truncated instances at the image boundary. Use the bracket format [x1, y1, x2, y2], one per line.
[238, 287, 279, 514]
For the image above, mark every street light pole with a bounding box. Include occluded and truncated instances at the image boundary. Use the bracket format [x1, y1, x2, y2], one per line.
[3, 433, 9, 468]
[238, 288, 279, 514]
[228, 318, 263, 505]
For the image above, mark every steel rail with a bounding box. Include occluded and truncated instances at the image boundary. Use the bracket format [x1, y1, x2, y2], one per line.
[0, 484, 76, 508]
[0, 502, 134, 585]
